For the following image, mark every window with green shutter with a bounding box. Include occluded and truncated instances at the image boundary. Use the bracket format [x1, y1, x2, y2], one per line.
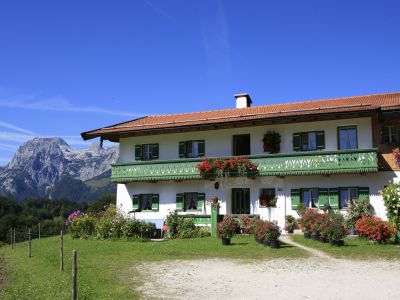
[132, 194, 140, 211]
[135, 145, 142, 161]
[329, 188, 339, 209]
[151, 194, 159, 211]
[197, 193, 205, 212]
[176, 193, 184, 211]
[316, 131, 325, 150]
[178, 141, 205, 158]
[293, 131, 325, 152]
[318, 188, 329, 208]
[291, 189, 300, 210]
[358, 187, 369, 202]
[293, 134, 301, 151]
[135, 144, 159, 161]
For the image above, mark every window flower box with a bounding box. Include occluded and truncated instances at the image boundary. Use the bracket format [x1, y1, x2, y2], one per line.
[195, 156, 259, 180]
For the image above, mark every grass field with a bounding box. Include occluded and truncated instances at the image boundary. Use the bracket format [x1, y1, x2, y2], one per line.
[291, 234, 400, 260]
[0, 235, 308, 299]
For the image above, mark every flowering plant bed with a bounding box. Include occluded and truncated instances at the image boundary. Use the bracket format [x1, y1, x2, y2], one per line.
[196, 156, 258, 179]
[356, 216, 397, 243]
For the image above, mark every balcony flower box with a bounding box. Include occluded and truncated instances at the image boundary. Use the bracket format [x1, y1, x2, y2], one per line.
[195, 157, 259, 180]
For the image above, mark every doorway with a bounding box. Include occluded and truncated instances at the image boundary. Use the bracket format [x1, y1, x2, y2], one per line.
[232, 188, 250, 214]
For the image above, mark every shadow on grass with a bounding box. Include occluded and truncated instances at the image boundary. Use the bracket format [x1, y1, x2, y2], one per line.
[229, 242, 249, 246]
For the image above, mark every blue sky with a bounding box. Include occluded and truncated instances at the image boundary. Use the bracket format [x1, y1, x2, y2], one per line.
[1, 0, 400, 165]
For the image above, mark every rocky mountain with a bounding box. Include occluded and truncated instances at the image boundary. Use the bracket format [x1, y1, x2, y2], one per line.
[0, 137, 118, 201]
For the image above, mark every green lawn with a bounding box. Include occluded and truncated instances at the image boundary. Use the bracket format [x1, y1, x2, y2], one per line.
[291, 234, 400, 260]
[0, 235, 308, 299]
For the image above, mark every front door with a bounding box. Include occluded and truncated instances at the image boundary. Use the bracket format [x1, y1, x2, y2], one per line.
[232, 188, 250, 214]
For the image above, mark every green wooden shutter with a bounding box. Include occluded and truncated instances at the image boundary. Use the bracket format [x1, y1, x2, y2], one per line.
[197, 193, 205, 211]
[293, 133, 301, 151]
[151, 194, 159, 211]
[132, 194, 140, 211]
[329, 188, 339, 209]
[152, 144, 159, 160]
[135, 145, 142, 161]
[316, 131, 325, 150]
[176, 193, 184, 211]
[179, 142, 186, 158]
[358, 187, 369, 202]
[197, 140, 205, 157]
[318, 188, 329, 208]
[291, 189, 300, 210]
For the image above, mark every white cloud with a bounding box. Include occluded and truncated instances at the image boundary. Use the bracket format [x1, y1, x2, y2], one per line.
[0, 95, 151, 117]
[0, 143, 18, 151]
[0, 120, 36, 135]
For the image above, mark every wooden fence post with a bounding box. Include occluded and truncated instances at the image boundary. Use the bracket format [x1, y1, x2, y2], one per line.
[60, 231, 64, 271]
[13, 228, 15, 247]
[72, 250, 77, 300]
[28, 228, 31, 258]
[10, 228, 13, 249]
[38, 223, 41, 240]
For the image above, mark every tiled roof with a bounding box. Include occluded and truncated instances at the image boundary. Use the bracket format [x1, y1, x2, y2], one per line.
[81, 92, 400, 140]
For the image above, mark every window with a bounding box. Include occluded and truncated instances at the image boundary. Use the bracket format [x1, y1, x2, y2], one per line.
[184, 193, 198, 210]
[176, 193, 205, 212]
[233, 134, 251, 156]
[259, 188, 276, 207]
[382, 126, 400, 144]
[302, 188, 319, 208]
[293, 131, 325, 151]
[141, 194, 153, 211]
[131, 194, 159, 212]
[338, 127, 358, 150]
[179, 140, 205, 158]
[135, 144, 159, 161]
[339, 187, 359, 208]
[301, 132, 317, 151]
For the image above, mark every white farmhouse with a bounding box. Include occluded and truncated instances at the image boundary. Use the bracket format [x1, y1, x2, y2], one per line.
[81, 92, 400, 229]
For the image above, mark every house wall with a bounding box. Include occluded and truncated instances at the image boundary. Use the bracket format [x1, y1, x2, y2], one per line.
[118, 117, 373, 163]
[116, 171, 399, 228]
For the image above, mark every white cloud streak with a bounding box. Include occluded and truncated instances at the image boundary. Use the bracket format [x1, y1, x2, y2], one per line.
[0, 96, 149, 117]
[0, 120, 36, 135]
[0, 143, 18, 151]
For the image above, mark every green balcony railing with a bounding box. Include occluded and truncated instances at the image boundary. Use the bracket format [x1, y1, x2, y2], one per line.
[111, 149, 378, 183]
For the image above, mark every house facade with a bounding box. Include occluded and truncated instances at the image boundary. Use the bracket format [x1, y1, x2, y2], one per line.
[81, 92, 400, 228]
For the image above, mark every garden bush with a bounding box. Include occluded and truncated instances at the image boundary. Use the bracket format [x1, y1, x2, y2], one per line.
[323, 213, 347, 243]
[68, 205, 155, 240]
[356, 216, 397, 243]
[345, 199, 374, 231]
[382, 183, 400, 235]
[69, 213, 96, 239]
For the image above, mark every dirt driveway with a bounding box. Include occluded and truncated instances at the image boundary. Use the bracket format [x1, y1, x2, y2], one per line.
[136, 238, 400, 300]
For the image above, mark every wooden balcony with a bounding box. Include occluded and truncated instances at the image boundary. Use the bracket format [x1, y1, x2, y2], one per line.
[111, 149, 378, 183]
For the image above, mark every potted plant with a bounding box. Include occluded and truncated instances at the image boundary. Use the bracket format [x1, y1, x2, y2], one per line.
[262, 131, 281, 154]
[238, 214, 252, 234]
[264, 221, 281, 248]
[318, 215, 330, 243]
[285, 215, 296, 233]
[325, 214, 347, 246]
[300, 208, 319, 239]
[251, 218, 264, 243]
[217, 215, 237, 245]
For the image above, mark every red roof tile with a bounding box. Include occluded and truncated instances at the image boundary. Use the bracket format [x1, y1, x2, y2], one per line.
[82, 92, 400, 140]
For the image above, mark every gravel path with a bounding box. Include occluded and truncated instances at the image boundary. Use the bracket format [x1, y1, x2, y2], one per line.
[136, 237, 400, 300]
